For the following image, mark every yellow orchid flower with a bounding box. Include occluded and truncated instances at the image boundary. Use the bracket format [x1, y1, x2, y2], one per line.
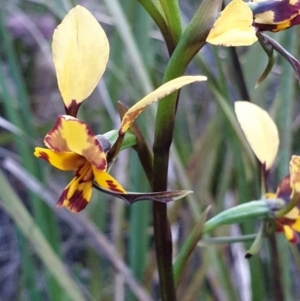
[266, 155, 300, 243]
[206, 0, 300, 47]
[34, 115, 125, 212]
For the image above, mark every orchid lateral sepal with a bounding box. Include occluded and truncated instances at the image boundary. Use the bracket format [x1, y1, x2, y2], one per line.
[257, 32, 300, 84]
[93, 184, 193, 205]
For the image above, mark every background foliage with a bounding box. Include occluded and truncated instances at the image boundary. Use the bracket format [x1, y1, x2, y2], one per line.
[0, 0, 299, 300]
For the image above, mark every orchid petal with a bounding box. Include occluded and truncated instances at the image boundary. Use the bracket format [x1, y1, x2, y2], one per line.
[290, 155, 300, 194]
[206, 0, 257, 46]
[92, 167, 126, 193]
[57, 176, 92, 212]
[44, 116, 107, 170]
[291, 217, 300, 232]
[52, 5, 109, 116]
[283, 225, 299, 243]
[234, 101, 279, 171]
[34, 147, 84, 170]
[119, 76, 206, 135]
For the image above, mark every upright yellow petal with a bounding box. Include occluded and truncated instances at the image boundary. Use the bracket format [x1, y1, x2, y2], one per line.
[234, 101, 279, 170]
[206, 0, 257, 46]
[119, 76, 206, 135]
[52, 5, 109, 115]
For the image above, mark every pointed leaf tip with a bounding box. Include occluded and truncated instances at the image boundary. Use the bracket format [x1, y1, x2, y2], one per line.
[234, 101, 279, 170]
[52, 5, 109, 113]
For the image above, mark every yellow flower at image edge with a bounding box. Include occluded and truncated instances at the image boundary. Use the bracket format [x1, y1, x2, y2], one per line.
[267, 174, 300, 244]
[34, 115, 125, 212]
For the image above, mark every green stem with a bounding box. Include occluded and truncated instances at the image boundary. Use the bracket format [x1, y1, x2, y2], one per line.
[159, 0, 182, 49]
[136, 0, 174, 54]
[151, 1, 221, 300]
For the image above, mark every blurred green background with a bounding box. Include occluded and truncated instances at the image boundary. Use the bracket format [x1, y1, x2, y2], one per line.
[0, 0, 299, 300]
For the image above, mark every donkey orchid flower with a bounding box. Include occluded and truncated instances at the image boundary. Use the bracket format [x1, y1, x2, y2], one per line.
[34, 115, 125, 212]
[206, 0, 300, 46]
[266, 155, 300, 244]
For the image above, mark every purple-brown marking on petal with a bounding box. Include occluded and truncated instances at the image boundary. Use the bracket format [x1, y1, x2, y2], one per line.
[44, 116, 69, 151]
[276, 175, 292, 203]
[288, 230, 299, 244]
[253, 0, 300, 23]
[82, 148, 107, 170]
[67, 190, 89, 212]
[57, 187, 69, 207]
[65, 100, 81, 117]
[37, 151, 49, 161]
[106, 179, 125, 193]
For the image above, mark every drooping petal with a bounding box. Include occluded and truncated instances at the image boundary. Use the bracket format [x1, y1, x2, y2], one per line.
[290, 155, 300, 194]
[206, 0, 257, 46]
[57, 176, 93, 212]
[92, 166, 126, 193]
[119, 76, 206, 135]
[283, 225, 299, 243]
[52, 5, 109, 116]
[44, 115, 107, 170]
[234, 101, 279, 170]
[34, 147, 85, 170]
[291, 217, 300, 232]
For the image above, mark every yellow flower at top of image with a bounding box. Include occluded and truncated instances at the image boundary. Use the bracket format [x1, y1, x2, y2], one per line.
[206, 0, 300, 47]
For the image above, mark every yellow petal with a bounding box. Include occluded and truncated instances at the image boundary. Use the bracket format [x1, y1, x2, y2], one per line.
[290, 156, 300, 194]
[45, 115, 107, 170]
[284, 207, 300, 219]
[34, 147, 85, 170]
[206, 0, 257, 46]
[52, 5, 109, 114]
[234, 101, 279, 170]
[283, 225, 298, 243]
[119, 76, 206, 135]
[291, 217, 300, 232]
[92, 167, 126, 193]
[57, 177, 93, 212]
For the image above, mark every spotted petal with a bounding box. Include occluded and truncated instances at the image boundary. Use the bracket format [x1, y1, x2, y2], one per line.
[92, 167, 126, 193]
[206, 0, 257, 46]
[283, 225, 299, 243]
[57, 176, 93, 213]
[234, 101, 279, 171]
[52, 5, 109, 116]
[34, 147, 85, 170]
[119, 76, 206, 135]
[44, 115, 107, 170]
